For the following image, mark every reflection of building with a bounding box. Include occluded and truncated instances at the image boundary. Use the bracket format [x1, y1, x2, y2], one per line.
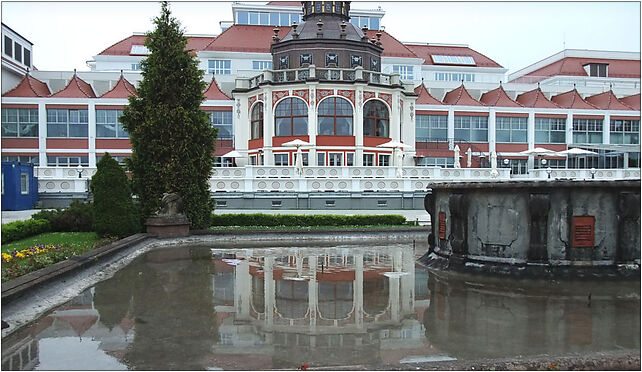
[210, 246, 444, 368]
[1, 1, 640, 209]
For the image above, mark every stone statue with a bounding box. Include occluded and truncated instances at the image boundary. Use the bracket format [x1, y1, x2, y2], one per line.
[157, 193, 184, 216]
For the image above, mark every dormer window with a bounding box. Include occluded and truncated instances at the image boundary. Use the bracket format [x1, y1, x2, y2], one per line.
[584, 63, 608, 77]
[4, 36, 12, 57]
[130, 45, 150, 55]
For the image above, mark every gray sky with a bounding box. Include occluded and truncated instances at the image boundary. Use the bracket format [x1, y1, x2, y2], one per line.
[2, 1, 640, 74]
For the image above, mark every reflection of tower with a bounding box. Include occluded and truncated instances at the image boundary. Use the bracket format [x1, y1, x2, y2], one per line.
[212, 245, 435, 368]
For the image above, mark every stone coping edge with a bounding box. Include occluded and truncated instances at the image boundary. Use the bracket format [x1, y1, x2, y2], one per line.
[427, 179, 641, 190]
[192, 226, 426, 235]
[1, 233, 149, 303]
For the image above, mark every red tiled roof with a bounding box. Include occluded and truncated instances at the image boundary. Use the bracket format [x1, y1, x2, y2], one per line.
[442, 84, 482, 106]
[203, 25, 290, 53]
[50, 74, 96, 98]
[585, 90, 635, 111]
[516, 57, 641, 80]
[414, 84, 443, 105]
[365, 30, 418, 58]
[2, 73, 51, 97]
[620, 93, 641, 111]
[479, 85, 522, 107]
[405, 44, 503, 68]
[515, 88, 560, 109]
[550, 89, 597, 110]
[204, 77, 232, 100]
[98, 35, 216, 56]
[100, 75, 137, 99]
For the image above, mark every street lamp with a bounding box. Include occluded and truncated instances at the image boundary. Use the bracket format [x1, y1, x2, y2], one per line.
[546, 167, 553, 179]
[590, 167, 596, 179]
[75, 164, 83, 179]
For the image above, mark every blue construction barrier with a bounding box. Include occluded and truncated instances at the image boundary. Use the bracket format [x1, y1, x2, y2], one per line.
[1, 161, 38, 211]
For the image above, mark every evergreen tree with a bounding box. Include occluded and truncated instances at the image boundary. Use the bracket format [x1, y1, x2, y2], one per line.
[120, 2, 217, 229]
[91, 153, 141, 237]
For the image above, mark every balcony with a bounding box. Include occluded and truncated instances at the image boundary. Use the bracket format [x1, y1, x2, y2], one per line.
[234, 66, 410, 91]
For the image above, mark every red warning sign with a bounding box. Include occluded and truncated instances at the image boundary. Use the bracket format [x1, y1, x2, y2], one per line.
[572, 216, 595, 248]
[438, 212, 446, 239]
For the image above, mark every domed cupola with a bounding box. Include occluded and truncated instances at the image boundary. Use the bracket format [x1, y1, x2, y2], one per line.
[271, 1, 383, 72]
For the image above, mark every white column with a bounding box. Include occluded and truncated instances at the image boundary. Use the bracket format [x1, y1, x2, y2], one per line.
[355, 88, 364, 166]
[38, 102, 47, 166]
[389, 275, 400, 322]
[400, 248, 414, 315]
[308, 255, 317, 331]
[88, 101, 96, 167]
[263, 89, 274, 165]
[390, 92, 401, 141]
[566, 112, 574, 145]
[235, 96, 249, 164]
[264, 256, 275, 328]
[354, 253, 364, 328]
[308, 86, 317, 166]
[447, 107, 455, 150]
[234, 257, 251, 320]
[602, 113, 610, 145]
[527, 111, 535, 170]
[488, 109, 496, 153]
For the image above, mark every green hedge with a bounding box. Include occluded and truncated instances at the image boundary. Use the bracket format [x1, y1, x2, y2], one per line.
[2, 219, 51, 244]
[210, 213, 406, 227]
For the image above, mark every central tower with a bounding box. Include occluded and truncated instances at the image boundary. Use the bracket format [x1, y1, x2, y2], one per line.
[271, 1, 383, 72]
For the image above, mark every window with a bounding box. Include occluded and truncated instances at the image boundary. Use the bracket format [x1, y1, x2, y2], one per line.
[317, 152, 325, 166]
[585, 63, 608, 77]
[4, 36, 12, 57]
[501, 158, 528, 174]
[573, 118, 602, 144]
[1, 108, 38, 137]
[207, 111, 233, 139]
[213, 156, 233, 167]
[47, 156, 89, 167]
[610, 119, 639, 144]
[252, 60, 273, 70]
[417, 157, 454, 168]
[350, 55, 363, 68]
[496, 116, 527, 143]
[535, 117, 566, 143]
[392, 65, 413, 80]
[318, 97, 353, 136]
[96, 109, 128, 138]
[363, 153, 374, 166]
[130, 45, 150, 55]
[251, 103, 264, 140]
[434, 72, 475, 82]
[416, 115, 447, 142]
[131, 63, 141, 71]
[96, 155, 129, 165]
[378, 154, 390, 166]
[294, 152, 308, 166]
[328, 153, 342, 166]
[208, 60, 231, 75]
[20, 174, 29, 195]
[47, 109, 88, 138]
[13, 42, 21, 63]
[274, 98, 308, 136]
[346, 153, 354, 166]
[274, 153, 289, 166]
[2, 155, 39, 166]
[454, 115, 488, 142]
[326, 53, 338, 67]
[431, 55, 476, 65]
[300, 53, 312, 67]
[23, 49, 30, 67]
[237, 11, 249, 24]
[363, 100, 389, 137]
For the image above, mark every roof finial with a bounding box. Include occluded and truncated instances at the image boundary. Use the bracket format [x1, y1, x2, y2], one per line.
[26, 67, 30, 75]
[609, 83, 613, 91]
[499, 80, 502, 87]
[537, 82, 540, 89]
[120, 69, 123, 77]
[73, 68, 77, 75]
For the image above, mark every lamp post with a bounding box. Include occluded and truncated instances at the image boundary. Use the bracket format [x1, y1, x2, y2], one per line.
[546, 167, 553, 179]
[590, 167, 596, 179]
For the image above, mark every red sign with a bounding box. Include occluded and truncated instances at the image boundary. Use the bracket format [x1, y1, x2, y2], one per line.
[572, 216, 595, 248]
[438, 212, 446, 239]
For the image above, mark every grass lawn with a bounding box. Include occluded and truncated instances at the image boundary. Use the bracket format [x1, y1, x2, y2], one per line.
[1, 232, 100, 254]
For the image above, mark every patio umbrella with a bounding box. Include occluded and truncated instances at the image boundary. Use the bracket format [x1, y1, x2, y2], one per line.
[466, 147, 472, 167]
[282, 139, 312, 148]
[294, 146, 304, 176]
[556, 148, 598, 156]
[377, 140, 412, 177]
[221, 150, 243, 158]
[519, 147, 557, 156]
[453, 145, 461, 169]
[376, 140, 413, 150]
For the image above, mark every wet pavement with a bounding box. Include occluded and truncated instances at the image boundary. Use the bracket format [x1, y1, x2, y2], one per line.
[1, 243, 639, 370]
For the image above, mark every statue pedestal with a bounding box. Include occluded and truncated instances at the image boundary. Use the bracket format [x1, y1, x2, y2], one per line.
[145, 214, 190, 238]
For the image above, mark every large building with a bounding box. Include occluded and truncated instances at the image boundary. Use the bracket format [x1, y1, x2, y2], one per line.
[1, 1, 640, 208]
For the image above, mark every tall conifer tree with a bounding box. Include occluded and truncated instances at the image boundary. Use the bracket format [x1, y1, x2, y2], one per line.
[120, 2, 217, 229]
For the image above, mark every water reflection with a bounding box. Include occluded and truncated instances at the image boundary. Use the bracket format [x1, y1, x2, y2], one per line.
[1, 244, 639, 370]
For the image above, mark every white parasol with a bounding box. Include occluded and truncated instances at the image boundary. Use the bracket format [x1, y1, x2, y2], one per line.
[376, 140, 413, 149]
[221, 150, 243, 158]
[466, 147, 472, 168]
[453, 145, 461, 168]
[282, 139, 312, 148]
[519, 147, 557, 156]
[556, 148, 598, 156]
[282, 139, 311, 176]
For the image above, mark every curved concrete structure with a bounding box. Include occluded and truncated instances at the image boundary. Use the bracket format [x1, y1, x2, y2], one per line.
[423, 180, 641, 277]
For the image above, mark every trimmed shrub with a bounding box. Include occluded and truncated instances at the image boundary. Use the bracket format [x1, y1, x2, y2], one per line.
[91, 153, 141, 238]
[210, 214, 407, 227]
[50, 200, 94, 232]
[31, 208, 64, 222]
[1, 219, 51, 244]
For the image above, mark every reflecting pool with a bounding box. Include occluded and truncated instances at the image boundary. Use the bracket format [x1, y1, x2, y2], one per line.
[1, 244, 639, 370]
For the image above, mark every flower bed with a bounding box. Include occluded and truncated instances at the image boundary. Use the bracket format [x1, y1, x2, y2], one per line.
[1, 244, 61, 263]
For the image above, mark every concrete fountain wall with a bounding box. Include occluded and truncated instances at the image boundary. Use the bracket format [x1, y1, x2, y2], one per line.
[423, 180, 641, 277]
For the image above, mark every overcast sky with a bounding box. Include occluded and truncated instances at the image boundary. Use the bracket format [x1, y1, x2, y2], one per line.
[2, 1, 640, 74]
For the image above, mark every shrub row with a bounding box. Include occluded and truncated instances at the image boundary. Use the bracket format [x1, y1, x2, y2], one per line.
[30, 201, 94, 232]
[210, 213, 407, 227]
[1, 219, 51, 244]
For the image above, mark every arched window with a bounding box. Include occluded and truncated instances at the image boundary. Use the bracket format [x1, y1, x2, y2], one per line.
[251, 102, 263, 139]
[363, 100, 389, 138]
[275, 98, 308, 136]
[318, 97, 353, 135]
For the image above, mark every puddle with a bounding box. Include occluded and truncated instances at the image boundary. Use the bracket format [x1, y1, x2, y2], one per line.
[1, 244, 639, 370]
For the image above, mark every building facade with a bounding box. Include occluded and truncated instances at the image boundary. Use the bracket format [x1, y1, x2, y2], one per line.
[1, 1, 640, 208]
